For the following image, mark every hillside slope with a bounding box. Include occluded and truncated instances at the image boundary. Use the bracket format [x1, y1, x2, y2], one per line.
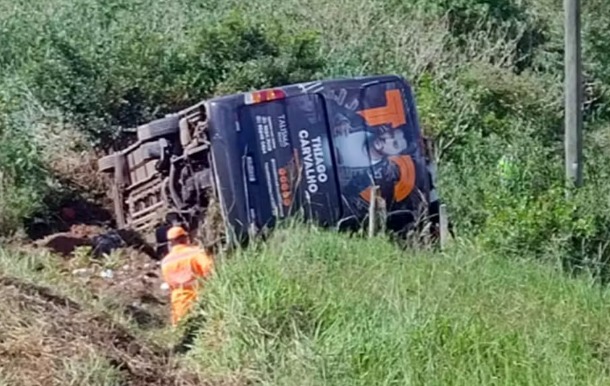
[3, 227, 610, 385]
[4, 0, 610, 279]
[185, 227, 610, 386]
[0, 245, 206, 385]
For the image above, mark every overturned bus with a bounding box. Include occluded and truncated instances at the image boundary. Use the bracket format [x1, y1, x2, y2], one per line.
[97, 75, 442, 256]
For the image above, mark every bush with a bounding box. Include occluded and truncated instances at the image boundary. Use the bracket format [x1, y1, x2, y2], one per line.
[0, 124, 51, 235]
[1, 4, 324, 147]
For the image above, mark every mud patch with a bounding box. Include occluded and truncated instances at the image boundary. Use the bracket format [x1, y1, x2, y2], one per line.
[32, 223, 157, 260]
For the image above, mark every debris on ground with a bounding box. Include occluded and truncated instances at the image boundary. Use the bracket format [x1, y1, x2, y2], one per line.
[20, 221, 173, 333]
[72, 267, 94, 277]
[92, 230, 126, 257]
[5, 214, 227, 384]
[33, 223, 157, 260]
[64, 246, 169, 324]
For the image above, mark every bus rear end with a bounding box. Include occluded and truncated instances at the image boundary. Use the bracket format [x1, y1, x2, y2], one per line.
[208, 75, 433, 242]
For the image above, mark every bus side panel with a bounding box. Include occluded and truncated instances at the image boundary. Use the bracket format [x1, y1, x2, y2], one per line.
[287, 93, 341, 226]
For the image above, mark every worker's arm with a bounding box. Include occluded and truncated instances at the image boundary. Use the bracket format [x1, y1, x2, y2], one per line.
[191, 251, 214, 278]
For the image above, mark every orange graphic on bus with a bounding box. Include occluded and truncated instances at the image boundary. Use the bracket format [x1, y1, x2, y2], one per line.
[278, 167, 293, 207]
[357, 89, 407, 129]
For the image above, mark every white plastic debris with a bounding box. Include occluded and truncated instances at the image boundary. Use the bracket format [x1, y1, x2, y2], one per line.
[72, 268, 92, 276]
[160, 282, 170, 291]
[100, 269, 114, 279]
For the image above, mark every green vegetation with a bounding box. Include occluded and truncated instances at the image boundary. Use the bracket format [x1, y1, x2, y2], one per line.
[187, 226, 610, 385]
[3, 0, 610, 383]
[4, 226, 610, 385]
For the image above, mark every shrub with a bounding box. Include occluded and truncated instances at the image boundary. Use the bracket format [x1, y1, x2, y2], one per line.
[1, 8, 324, 148]
[0, 123, 51, 235]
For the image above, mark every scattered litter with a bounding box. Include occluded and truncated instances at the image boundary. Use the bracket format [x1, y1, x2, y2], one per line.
[100, 269, 114, 279]
[160, 283, 170, 291]
[72, 268, 91, 276]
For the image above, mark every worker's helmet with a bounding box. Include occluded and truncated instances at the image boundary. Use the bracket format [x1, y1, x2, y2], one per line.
[167, 226, 188, 241]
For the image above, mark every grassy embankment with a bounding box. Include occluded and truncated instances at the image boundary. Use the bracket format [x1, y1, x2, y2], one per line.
[4, 226, 610, 385]
[191, 225, 610, 386]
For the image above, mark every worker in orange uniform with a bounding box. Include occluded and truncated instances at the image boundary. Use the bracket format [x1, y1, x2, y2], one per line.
[161, 226, 214, 327]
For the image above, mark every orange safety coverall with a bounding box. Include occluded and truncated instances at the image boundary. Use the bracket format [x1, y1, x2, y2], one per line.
[161, 243, 214, 326]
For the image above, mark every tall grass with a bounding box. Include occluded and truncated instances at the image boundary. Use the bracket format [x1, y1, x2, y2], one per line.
[186, 226, 610, 385]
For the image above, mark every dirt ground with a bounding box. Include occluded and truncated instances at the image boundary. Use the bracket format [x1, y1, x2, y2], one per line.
[0, 220, 215, 385]
[71, 244, 170, 330]
[28, 223, 169, 324]
[0, 275, 207, 386]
